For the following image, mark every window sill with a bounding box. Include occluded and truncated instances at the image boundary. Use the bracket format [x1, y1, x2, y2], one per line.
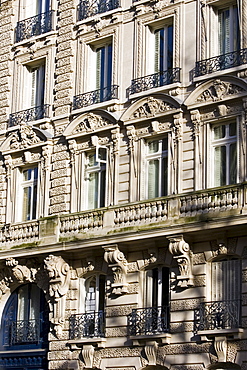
[130, 333, 171, 345]
[71, 98, 119, 116]
[68, 337, 106, 349]
[13, 30, 57, 47]
[197, 328, 243, 341]
[75, 7, 122, 27]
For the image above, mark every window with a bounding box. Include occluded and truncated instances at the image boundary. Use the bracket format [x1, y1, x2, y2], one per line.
[211, 122, 237, 187]
[146, 267, 169, 308]
[22, 0, 50, 19]
[85, 274, 106, 313]
[154, 26, 173, 73]
[85, 150, 107, 210]
[1, 283, 49, 348]
[25, 63, 45, 109]
[20, 167, 38, 221]
[96, 44, 112, 100]
[218, 5, 240, 55]
[146, 138, 168, 199]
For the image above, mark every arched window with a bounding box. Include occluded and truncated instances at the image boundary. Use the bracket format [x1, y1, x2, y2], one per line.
[0, 284, 49, 369]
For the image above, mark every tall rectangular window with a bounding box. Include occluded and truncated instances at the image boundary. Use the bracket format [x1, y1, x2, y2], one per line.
[218, 6, 240, 54]
[24, 0, 50, 18]
[146, 138, 168, 199]
[85, 151, 107, 210]
[154, 25, 173, 72]
[21, 167, 38, 221]
[212, 122, 237, 187]
[24, 63, 45, 110]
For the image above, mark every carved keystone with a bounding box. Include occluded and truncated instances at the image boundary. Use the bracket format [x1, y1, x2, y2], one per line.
[167, 235, 193, 288]
[103, 244, 128, 295]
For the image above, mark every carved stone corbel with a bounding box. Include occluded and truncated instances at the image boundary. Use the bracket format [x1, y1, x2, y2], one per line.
[103, 245, 128, 295]
[5, 257, 35, 283]
[167, 235, 193, 287]
[44, 255, 70, 337]
[81, 345, 94, 368]
[144, 341, 158, 366]
[214, 336, 227, 362]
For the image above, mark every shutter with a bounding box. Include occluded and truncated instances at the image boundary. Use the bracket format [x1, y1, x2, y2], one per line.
[88, 172, 98, 209]
[154, 30, 160, 73]
[36, 64, 45, 107]
[96, 48, 102, 90]
[212, 261, 223, 301]
[219, 9, 230, 54]
[106, 44, 112, 88]
[31, 68, 37, 107]
[233, 6, 240, 51]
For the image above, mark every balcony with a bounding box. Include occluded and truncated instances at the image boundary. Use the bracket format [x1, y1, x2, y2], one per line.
[194, 300, 242, 334]
[78, 0, 120, 20]
[194, 48, 247, 77]
[128, 306, 169, 336]
[69, 311, 105, 340]
[128, 68, 181, 95]
[72, 85, 118, 109]
[9, 105, 50, 127]
[9, 319, 41, 345]
[16, 11, 54, 43]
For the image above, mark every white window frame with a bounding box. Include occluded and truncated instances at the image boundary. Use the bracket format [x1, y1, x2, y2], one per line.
[145, 266, 170, 308]
[79, 274, 106, 313]
[145, 20, 174, 76]
[16, 166, 39, 222]
[23, 62, 45, 110]
[210, 121, 238, 188]
[84, 150, 108, 210]
[145, 137, 169, 199]
[19, 0, 50, 20]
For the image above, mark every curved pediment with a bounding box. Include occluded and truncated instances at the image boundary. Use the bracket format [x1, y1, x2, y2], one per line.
[121, 94, 181, 123]
[185, 76, 247, 108]
[64, 110, 118, 138]
[0, 122, 52, 154]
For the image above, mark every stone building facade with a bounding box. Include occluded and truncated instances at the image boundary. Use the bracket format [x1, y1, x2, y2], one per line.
[0, 0, 246, 369]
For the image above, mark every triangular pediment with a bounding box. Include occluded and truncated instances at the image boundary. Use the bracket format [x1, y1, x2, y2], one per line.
[121, 94, 181, 123]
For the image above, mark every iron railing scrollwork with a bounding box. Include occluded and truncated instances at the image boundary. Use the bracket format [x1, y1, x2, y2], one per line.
[128, 68, 181, 95]
[9, 104, 50, 127]
[69, 311, 105, 339]
[128, 306, 169, 336]
[194, 300, 241, 332]
[194, 48, 247, 77]
[78, 0, 119, 20]
[16, 11, 54, 42]
[10, 319, 41, 345]
[72, 85, 118, 110]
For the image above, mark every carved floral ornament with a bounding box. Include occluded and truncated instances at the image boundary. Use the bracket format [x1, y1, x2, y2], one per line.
[0, 255, 70, 338]
[103, 245, 128, 295]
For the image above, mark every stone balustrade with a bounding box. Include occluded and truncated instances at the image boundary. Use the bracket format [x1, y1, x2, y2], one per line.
[0, 184, 246, 248]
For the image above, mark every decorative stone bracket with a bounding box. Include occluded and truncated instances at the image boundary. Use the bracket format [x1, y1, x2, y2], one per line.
[214, 336, 227, 362]
[167, 235, 193, 288]
[44, 255, 70, 337]
[103, 244, 128, 295]
[144, 341, 158, 366]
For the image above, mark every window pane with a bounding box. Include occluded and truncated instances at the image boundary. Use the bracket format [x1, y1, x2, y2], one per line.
[23, 169, 32, 181]
[30, 285, 40, 320]
[148, 159, 159, 198]
[17, 285, 29, 321]
[88, 172, 98, 209]
[229, 142, 237, 184]
[229, 122, 236, 136]
[88, 153, 96, 167]
[162, 157, 168, 196]
[100, 169, 106, 208]
[214, 125, 225, 139]
[85, 276, 96, 312]
[167, 25, 173, 69]
[23, 187, 32, 220]
[148, 140, 159, 154]
[214, 146, 226, 186]
[32, 184, 37, 219]
[162, 137, 168, 151]
[218, 8, 230, 54]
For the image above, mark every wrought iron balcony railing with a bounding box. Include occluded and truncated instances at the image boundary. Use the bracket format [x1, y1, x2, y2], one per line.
[16, 11, 54, 42]
[9, 104, 50, 127]
[128, 306, 169, 336]
[10, 319, 41, 345]
[69, 311, 105, 339]
[194, 48, 247, 77]
[194, 300, 241, 332]
[128, 68, 181, 95]
[78, 0, 120, 20]
[72, 85, 118, 110]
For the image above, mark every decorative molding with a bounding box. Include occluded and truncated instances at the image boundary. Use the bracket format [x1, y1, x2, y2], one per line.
[196, 80, 245, 103]
[81, 345, 94, 368]
[44, 255, 70, 337]
[5, 257, 36, 283]
[103, 245, 128, 295]
[9, 122, 42, 150]
[214, 337, 227, 362]
[72, 113, 111, 134]
[144, 342, 158, 366]
[168, 235, 194, 287]
[129, 97, 176, 120]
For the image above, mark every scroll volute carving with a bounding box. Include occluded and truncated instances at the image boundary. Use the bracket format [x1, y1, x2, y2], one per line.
[44, 255, 70, 337]
[103, 245, 128, 295]
[168, 235, 193, 288]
